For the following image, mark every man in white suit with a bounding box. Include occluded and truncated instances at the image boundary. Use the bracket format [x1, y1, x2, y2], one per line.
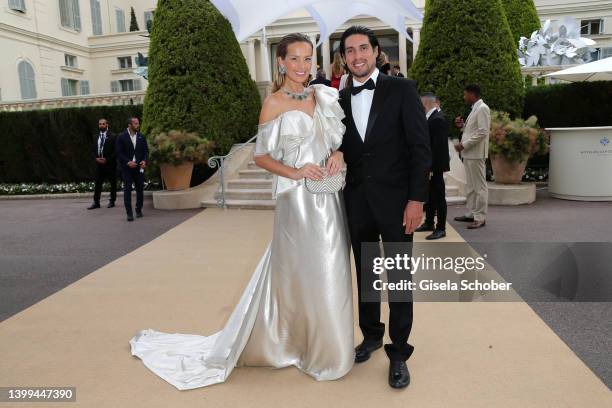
[453, 84, 490, 229]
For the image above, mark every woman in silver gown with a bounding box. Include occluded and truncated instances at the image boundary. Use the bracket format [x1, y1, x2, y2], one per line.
[129, 33, 354, 390]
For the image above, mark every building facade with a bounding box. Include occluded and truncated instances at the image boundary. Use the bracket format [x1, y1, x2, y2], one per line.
[0, 0, 155, 109]
[1, 0, 611, 109]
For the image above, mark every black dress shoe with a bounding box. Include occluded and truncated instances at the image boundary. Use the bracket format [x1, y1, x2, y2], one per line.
[415, 223, 435, 232]
[107, 202, 115, 208]
[426, 230, 446, 240]
[388, 360, 410, 389]
[127, 214, 134, 222]
[135, 210, 143, 218]
[454, 215, 474, 222]
[87, 203, 100, 210]
[355, 340, 383, 363]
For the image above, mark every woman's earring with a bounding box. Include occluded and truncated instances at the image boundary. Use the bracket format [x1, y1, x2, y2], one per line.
[279, 65, 287, 75]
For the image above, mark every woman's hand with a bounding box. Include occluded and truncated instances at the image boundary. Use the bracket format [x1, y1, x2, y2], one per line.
[295, 163, 325, 181]
[326, 150, 344, 176]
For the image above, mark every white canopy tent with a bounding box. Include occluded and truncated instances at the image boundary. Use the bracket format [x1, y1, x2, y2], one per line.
[210, 0, 423, 45]
[544, 57, 612, 82]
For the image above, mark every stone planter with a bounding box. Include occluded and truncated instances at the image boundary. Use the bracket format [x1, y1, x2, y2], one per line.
[160, 162, 194, 191]
[490, 154, 528, 184]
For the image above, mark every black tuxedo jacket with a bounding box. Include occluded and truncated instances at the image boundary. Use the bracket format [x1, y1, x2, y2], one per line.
[309, 78, 332, 87]
[339, 74, 431, 222]
[428, 110, 451, 172]
[115, 130, 149, 170]
[92, 132, 116, 165]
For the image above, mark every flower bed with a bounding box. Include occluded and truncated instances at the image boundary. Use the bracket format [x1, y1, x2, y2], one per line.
[0, 181, 162, 196]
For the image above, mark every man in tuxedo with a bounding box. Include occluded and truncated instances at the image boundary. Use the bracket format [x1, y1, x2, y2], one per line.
[115, 117, 148, 222]
[453, 84, 490, 229]
[309, 68, 332, 86]
[416, 93, 450, 240]
[327, 25, 431, 389]
[390, 64, 404, 77]
[88, 118, 117, 209]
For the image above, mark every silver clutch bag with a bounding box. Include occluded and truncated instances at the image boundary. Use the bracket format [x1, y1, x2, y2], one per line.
[304, 160, 346, 194]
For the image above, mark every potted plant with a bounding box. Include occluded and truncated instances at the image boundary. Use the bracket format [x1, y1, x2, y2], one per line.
[150, 130, 214, 191]
[489, 111, 550, 184]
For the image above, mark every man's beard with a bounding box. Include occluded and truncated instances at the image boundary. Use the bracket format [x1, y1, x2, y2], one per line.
[348, 61, 372, 80]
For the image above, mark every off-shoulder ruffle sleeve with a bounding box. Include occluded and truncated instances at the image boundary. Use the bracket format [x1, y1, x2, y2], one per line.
[254, 117, 283, 160]
[311, 84, 346, 153]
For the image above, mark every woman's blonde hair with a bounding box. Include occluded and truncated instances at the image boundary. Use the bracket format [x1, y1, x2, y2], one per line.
[272, 33, 313, 92]
[331, 51, 344, 77]
[378, 51, 389, 65]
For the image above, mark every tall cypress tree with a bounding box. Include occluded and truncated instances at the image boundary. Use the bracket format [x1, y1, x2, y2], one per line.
[129, 7, 140, 31]
[142, 0, 261, 155]
[410, 0, 524, 123]
[501, 0, 541, 43]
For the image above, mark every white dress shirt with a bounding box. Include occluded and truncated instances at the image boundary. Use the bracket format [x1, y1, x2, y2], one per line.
[426, 107, 437, 120]
[351, 68, 380, 141]
[128, 129, 137, 162]
[98, 131, 107, 157]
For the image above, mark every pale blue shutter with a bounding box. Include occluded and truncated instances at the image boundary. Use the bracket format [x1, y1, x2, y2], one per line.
[116, 9, 126, 33]
[9, 0, 26, 13]
[90, 0, 102, 35]
[72, 0, 81, 31]
[80, 80, 90, 95]
[59, 0, 70, 28]
[18, 61, 37, 99]
[61, 78, 70, 96]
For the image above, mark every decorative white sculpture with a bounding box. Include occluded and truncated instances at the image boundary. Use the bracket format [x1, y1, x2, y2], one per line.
[519, 18, 597, 67]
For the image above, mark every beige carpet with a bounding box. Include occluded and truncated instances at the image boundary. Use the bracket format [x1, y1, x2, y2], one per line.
[1, 208, 609, 407]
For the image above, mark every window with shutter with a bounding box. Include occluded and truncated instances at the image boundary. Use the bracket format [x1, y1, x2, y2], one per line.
[90, 0, 102, 35]
[72, 0, 81, 31]
[9, 0, 26, 13]
[59, 0, 81, 31]
[64, 54, 77, 68]
[18, 60, 37, 100]
[61, 78, 69, 96]
[118, 56, 132, 69]
[116, 9, 126, 33]
[80, 80, 90, 95]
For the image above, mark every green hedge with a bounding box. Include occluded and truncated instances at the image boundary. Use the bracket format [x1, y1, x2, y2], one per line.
[0, 105, 142, 183]
[523, 81, 612, 127]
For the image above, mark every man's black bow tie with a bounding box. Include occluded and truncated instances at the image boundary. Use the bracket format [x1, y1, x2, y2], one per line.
[350, 78, 376, 95]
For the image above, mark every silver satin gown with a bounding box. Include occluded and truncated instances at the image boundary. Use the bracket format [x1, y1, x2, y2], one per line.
[129, 85, 355, 390]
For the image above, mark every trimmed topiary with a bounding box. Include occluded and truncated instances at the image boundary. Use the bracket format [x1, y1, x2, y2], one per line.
[142, 0, 261, 157]
[130, 7, 140, 31]
[410, 0, 524, 126]
[501, 0, 541, 44]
